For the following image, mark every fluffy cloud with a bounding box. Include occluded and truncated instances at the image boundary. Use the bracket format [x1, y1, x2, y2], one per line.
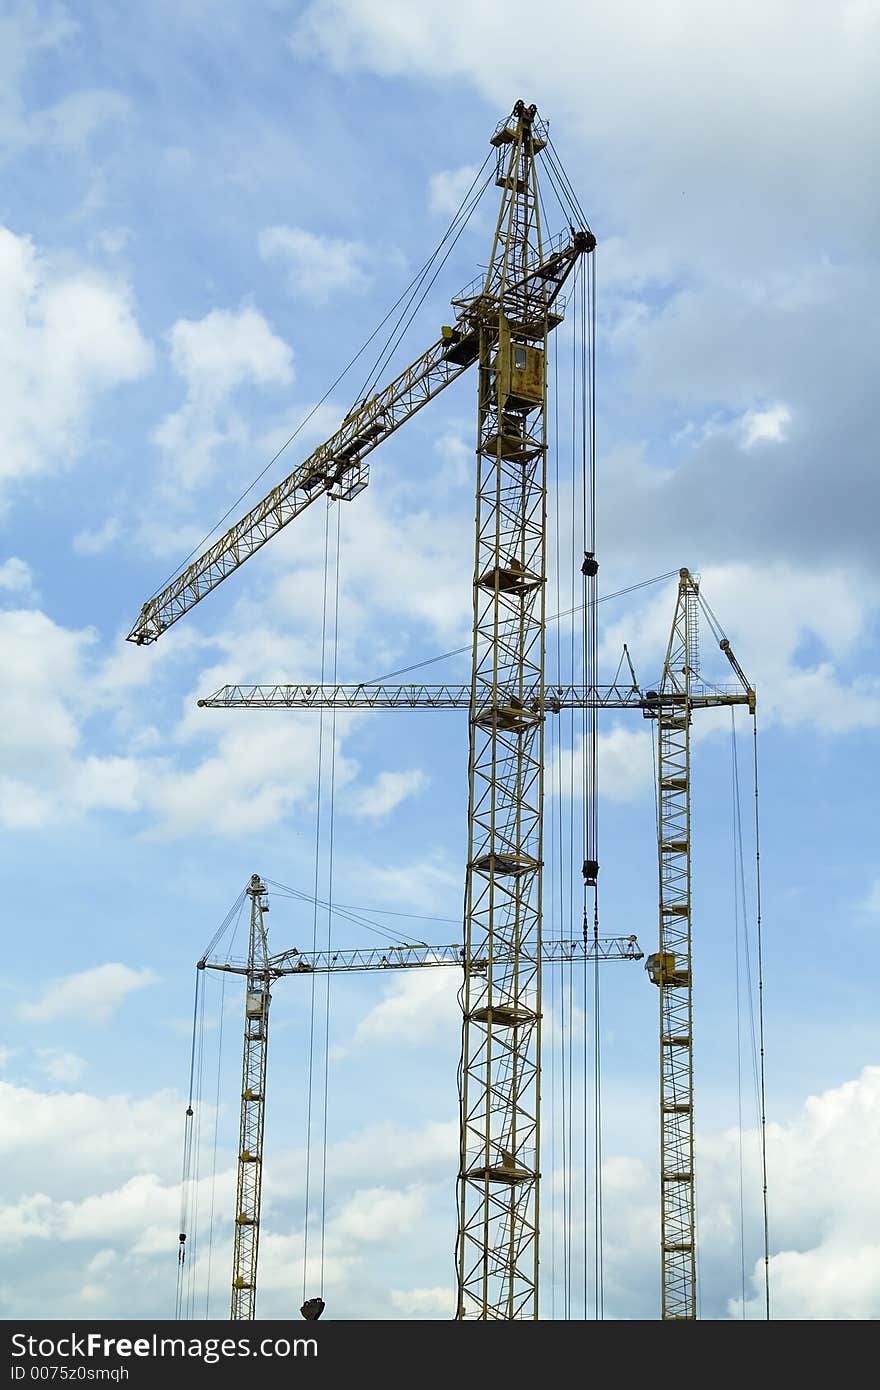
[72, 517, 122, 556]
[550, 724, 654, 805]
[346, 768, 428, 820]
[857, 878, 880, 918]
[352, 966, 461, 1045]
[391, 1284, 453, 1317]
[428, 164, 480, 219]
[0, 225, 152, 498]
[36, 1049, 86, 1084]
[152, 304, 294, 492]
[4, 1061, 880, 1317]
[20, 965, 159, 1025]
[0, 557, 34, 596]
[258, 225, 372, 302]
[0, 4, 126, 161]
[293, 3, 878, 260]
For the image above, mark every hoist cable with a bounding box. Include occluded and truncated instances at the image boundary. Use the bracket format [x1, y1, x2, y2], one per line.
[199, 889, 247, 967]
[264, 880, 421, 947]
[357, 160, 494, 403]
[204, 970, 226, 1318]
[545, 138, 594, 234]
[363, 571, 679, 685]
[302, 501, 333, 1302]
[185, 970, 207, 1318]
[552, 311, 563, 1318]
[731, 714, 747, 1316]
[148, 156, 494, 600]
[753, 714, 771, 1319]
[319, 502, 342, 1295]
[175, 967, 201, 1319]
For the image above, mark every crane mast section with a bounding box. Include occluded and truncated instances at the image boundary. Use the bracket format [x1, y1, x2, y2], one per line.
[457, 103, 559, 1321]
[652, 572, 698, 1320]
[230, 876, 271, 1320]
[128, 240, 585, 647]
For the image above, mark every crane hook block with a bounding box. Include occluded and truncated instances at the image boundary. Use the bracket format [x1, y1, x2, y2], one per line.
[582, 859, 599, 886]
[581, 551, 599, 577]
[301, 1297, 325, 1321]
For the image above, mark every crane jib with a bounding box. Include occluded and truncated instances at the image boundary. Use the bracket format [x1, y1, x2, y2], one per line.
[126, 235, 590, 647]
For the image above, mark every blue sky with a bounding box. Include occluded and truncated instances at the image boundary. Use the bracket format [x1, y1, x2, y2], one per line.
[1, 0, 879, 1321]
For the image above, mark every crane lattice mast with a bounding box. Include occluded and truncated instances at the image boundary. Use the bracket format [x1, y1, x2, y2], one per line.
[228, 874, 271, 1319]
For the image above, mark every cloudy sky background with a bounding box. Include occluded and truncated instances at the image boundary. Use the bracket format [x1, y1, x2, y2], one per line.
[1, 0, 878, 1320]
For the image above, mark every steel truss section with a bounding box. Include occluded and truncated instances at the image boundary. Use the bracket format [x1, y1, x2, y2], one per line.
[197, 681, 750, 713]
[655, 571, 698, 1320]
[204, 934, 644, 979]
[229, 875, 271, 1319]
[457, 103, 554, 1322]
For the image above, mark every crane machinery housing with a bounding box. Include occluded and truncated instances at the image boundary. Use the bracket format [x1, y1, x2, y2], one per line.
[131, 101, 758, 1321]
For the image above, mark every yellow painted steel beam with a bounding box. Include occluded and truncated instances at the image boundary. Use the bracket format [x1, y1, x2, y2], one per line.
[196, 681, 751, 711]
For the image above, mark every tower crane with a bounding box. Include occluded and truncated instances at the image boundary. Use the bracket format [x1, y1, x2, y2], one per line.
[133, 99, 592, 1321]
[202, 882, 643, 1318]
[132, 104, 756, 1319]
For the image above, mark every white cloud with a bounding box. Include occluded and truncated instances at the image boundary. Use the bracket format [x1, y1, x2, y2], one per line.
[550, 724, 654, 804]
[293, 3, 879, 262]
[428, 164, 479, 218]
[330, 1184, 428, 1244]
[0, 225, 153, 498]
[152, 304, 294, 492]
[740, 403, 791, 449]
[72, 517, 122, 555]
[346, 768, 428, 819]
[36, 1049, 86, 1084]
[0, 557, 34, 596]
[19, 965, 158, 1025]
[718, 1066, 880, 1318]
[391, 1284, 453, 1317]
[353, 965, 461, 1045]
[259, 225, 371, 302]
[857, 878, 880, 918]
[0, 6, 125, 161]
[356, 854, 462, 913]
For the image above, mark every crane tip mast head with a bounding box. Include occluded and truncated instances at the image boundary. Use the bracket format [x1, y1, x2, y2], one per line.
[128, 600, 162, 646]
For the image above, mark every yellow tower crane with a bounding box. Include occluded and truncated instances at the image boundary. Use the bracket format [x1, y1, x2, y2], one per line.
[131, 100, 592, 1321]
[205, 909, 644, 1320]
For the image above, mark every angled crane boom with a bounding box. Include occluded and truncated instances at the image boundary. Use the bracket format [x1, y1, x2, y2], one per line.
[127, 234, 587, 647]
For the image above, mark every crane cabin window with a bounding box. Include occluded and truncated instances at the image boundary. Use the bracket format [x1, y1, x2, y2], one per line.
[514, 345, 528, 370]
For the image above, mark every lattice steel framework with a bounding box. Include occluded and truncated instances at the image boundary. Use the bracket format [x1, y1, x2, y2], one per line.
[655, 569, 698, 1320]
[229, 874, 271, 1319]
[457, 102, 553, 1321]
